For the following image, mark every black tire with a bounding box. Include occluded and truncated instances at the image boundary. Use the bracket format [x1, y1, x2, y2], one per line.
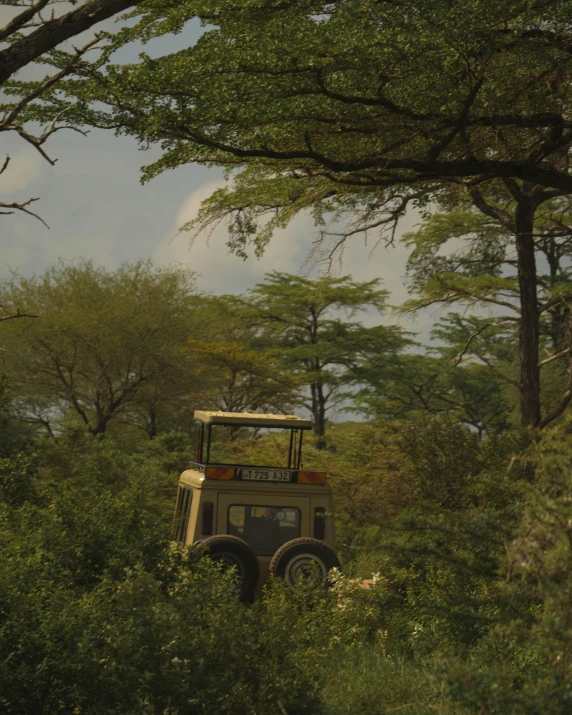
[196, 535, 259, 601]
[269, 537, 341, 593]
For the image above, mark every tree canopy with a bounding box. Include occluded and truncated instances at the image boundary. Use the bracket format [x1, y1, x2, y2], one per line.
[31, 0, 572, 249]
[247, 271, 408, 447]
[402, 191, 572, 427]
[184, 294, 299, 422]
[28, 0, 572, 427]
[0, 260, 201, 437]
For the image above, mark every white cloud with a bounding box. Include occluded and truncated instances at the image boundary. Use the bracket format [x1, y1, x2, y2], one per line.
[155, 182, 434, 334]
[153, 181, 314, 293]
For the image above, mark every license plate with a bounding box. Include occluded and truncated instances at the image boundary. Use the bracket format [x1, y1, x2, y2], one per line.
[239, 469, 292, 482]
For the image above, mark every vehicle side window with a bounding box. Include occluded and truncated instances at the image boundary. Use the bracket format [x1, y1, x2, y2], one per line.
[228, 505, 300, 555]
[174, 486, 193, 543]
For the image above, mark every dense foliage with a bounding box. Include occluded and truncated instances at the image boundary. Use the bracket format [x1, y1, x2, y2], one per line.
[7, 2, 572, 704]
[3, 412, 572, 713]
[3, 255, 572, 711]
[0, 263, 412, 445]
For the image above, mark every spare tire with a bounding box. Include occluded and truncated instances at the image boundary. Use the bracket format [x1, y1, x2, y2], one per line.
[269, 537, 341, 593]
[196, 534, 259, 601]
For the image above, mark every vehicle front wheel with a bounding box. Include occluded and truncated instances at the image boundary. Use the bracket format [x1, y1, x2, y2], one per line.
[196, 534, 259, 601]
[269, 537, 341, 593]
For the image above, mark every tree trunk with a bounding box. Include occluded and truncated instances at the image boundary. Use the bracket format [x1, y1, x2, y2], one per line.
[544, 237, 569, 352]
[146, 408, 158, 439]
[515, 198, 541, 426]
[312, 381, 327, 449]
[90, 421, 107, 437]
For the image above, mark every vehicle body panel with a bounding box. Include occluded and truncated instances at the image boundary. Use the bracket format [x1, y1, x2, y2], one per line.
[178, 468, 335, 549]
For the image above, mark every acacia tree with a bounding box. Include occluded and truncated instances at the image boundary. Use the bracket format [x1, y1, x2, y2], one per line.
[0, 0, 145, 222]
[184, 295, 299, 428]
[357, 350, 513, 439]
[26, 0, 572, 425]
[402, 193, 572, 427]
[0, 260, 201, 437]
[248, 272, 408, 448]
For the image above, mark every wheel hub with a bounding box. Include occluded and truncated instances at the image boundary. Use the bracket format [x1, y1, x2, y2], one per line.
[284, 553, 328, 591]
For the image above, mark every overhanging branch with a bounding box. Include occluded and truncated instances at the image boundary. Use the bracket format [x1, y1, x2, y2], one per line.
[0, 0, 145, 86]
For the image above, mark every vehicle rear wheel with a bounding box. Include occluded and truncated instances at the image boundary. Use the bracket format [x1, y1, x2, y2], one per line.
[269, 537, 341, 593]
[196, 534, 259, 601]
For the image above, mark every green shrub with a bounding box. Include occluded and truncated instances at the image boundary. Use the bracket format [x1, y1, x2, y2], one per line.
[5, 416, 566, 713]
[0, 437, 327, 714]
[446, 419, 572, 712]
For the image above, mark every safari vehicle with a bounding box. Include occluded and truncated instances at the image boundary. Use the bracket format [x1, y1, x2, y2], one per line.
[174, 410, 340, 600]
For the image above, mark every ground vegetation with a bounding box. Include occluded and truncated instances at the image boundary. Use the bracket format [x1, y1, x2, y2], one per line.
[0, 261, 572, 711]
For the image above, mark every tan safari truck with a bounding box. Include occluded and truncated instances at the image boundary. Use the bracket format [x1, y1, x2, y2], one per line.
[173, 410, 340, 600]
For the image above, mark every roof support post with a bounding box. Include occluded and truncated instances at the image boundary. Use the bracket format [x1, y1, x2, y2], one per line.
[288, 429, 294, 469]
[205, 424, 212, 465]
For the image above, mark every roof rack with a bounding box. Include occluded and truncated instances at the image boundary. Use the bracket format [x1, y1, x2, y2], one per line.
[194, 410, 313, 429]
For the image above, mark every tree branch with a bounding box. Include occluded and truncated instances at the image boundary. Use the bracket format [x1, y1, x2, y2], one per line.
[0, 310, 38, 322]
[428, 78, 484, 161]
[436, 277, 521, 313]
[469, 187, 516, 232]
[0, 0, 145, 86]
[0, 35, 102, 133]
[164, 124, 572, 193]
[0, 0, 51, 44]
[452, 322, 498, 367]
[538, 294, 572, 314]
[538, 347, 572, 368]
[0, 197, 49, 227]
[538, 353, 572, 428]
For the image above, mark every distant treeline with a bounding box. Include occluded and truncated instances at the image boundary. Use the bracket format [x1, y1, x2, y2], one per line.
[3, 255, 568, 455]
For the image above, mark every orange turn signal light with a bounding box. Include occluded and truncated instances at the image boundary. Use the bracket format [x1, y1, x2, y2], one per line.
[297, 471, 326, 484]
[205, 467, 235, 480]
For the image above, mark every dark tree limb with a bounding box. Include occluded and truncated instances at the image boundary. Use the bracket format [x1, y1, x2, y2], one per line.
[0, 0, 145, 86]
[0, 0, 52, 44]
[0, 310, 38, 322]
[538, 352, 572, 428]
[538, 294, 572, 314]
[0, 195, 49, 227]
[469, 187, 517, 232]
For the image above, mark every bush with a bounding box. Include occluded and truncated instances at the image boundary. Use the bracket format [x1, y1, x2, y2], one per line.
[5, 416, 567, 713]
[446, 418, 572, 712]
[0, 436, 328, 714]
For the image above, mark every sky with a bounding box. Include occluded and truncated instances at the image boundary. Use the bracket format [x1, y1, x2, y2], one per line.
[0, 7, 436, 338]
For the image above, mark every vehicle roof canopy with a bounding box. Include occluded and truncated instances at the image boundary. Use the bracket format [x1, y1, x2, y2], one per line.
[194, 410, 313, 429]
